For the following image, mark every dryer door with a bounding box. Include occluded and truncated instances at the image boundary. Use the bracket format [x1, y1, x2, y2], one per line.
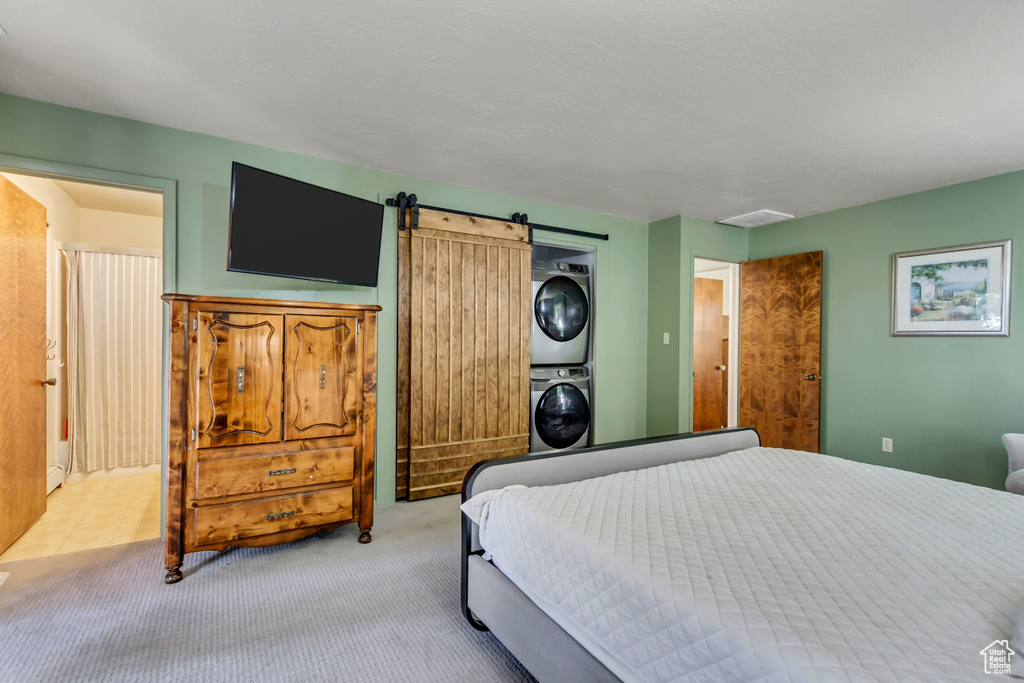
[535, 276, 589, 342]
[534, 383, 590, 449]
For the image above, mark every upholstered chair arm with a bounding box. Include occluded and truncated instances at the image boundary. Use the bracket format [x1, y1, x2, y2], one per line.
[1003, 434, 1024, 475]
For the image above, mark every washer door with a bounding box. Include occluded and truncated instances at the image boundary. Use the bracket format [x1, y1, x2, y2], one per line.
[535, 276, 589, 342]
[534, 383, 590, 449]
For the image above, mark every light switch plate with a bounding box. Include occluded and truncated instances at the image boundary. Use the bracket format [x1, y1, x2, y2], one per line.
[663, 332, 670, 345]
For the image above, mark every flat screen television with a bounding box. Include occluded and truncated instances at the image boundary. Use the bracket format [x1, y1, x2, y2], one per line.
[228, 162, 384, 286]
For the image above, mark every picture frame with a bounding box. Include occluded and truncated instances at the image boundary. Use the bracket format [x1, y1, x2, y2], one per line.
[891, 240, 1011, 336]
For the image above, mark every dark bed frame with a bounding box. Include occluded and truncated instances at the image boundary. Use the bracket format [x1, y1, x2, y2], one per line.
[460, 428, 762, 682]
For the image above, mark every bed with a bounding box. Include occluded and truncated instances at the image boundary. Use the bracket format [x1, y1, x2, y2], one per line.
[461, 428, 1024, 682]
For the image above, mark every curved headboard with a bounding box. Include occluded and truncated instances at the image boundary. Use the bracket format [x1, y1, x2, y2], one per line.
[460, 427, 761, 630]
[464, 427, 760, 502]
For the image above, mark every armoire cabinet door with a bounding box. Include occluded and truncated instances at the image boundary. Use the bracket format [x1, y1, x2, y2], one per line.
[196, 312, 283, 449]
[284, 314, 361, 440]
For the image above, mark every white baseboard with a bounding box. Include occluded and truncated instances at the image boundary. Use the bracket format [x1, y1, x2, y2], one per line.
[64, 463, 161, 483]
[46, 465, 64, 495]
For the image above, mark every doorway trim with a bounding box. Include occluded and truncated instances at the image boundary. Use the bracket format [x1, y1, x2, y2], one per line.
[0, 153, 177, 538]
[686, 249, 742, 433]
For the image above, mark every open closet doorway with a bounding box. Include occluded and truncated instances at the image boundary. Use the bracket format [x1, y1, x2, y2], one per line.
[0, 172, 165, 563]
[692, 258, 739, 432]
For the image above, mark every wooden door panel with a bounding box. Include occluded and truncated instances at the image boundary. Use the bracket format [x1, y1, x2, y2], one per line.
[739, 251, 822, 452]
[284, 314, 360, 440]
[720, 337, 729, 429]
[693, 278, 726, 432]
[0, 175, 47, 555]
[196, 312, 283, 448]
[396, 228, 411, 498]
[401, 208, 532, 500]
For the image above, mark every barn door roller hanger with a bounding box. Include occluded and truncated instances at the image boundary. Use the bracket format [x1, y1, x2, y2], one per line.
[386, 192, 609, 242]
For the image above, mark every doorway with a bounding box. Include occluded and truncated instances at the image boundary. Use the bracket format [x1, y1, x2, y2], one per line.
[0, 171, 165, 562]
[692, 258, 739, 432]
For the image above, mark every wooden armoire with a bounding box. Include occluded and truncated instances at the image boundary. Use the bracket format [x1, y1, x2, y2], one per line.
[162, 295, 380, 583]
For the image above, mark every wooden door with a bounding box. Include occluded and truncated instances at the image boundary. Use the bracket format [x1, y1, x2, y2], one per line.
[196, 312, 283, 448]
[720, 338, 729, 429]
[284, 314, 361, 440]
[739, 251, 823, 451]
[693, 278, 727, 432]
[398, 208, 532, 500]
[0, 175, 47, 554]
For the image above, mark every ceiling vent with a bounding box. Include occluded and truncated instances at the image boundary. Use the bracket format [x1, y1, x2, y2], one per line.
[717, 209, 794, 229]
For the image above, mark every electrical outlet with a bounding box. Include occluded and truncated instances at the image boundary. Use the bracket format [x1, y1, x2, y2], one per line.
[663, 332, 670, 345]
[882, 437, 893, 453]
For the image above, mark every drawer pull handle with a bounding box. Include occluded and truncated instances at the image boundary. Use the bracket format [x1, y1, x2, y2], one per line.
[265, 510, 295, 521]
[268, 468, 297, 476]
[237, 365, 245, 393]
[320, 364, 327, 389]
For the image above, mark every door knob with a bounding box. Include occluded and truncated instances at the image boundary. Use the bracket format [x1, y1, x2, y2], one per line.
[41, 378, 56, 386]
[804, 373, 817, 381]
[716, 365, 727, 371]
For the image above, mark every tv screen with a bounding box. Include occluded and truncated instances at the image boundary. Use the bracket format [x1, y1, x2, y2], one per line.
[228, 162, 384, 286]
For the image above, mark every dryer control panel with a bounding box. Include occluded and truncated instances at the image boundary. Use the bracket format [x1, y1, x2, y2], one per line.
[532, 366, 589, 381]
[554, 262, 589, 274]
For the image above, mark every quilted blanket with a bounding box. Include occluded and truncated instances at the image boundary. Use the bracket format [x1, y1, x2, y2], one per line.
[468, 447, 1024, 682]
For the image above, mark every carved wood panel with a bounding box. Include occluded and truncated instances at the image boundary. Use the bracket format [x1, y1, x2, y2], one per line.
[284, 314, 360, 440]
[196, 312, 283, 448]
[0, 176, 47, 555]
[739, 251, 822, 452]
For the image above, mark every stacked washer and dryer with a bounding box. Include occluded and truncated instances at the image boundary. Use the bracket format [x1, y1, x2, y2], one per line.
[530, 255, 594, 453]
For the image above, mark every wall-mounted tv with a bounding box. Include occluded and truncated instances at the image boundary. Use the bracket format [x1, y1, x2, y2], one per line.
[228, 162, 384, 287]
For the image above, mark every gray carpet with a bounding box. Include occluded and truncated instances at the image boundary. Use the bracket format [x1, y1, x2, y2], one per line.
[0, 496, 536, 683]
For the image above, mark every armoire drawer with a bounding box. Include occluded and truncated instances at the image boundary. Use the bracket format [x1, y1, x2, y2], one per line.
[194, 447, 355, 499]
[194, 487, 354, 545]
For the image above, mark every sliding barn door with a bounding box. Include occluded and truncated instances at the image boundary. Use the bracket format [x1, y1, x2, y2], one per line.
[739, 251, 822, 452]
[397, 209, 531, 500]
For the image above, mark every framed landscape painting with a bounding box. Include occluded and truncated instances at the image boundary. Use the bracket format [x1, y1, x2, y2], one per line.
[892, 240, 1011, 336]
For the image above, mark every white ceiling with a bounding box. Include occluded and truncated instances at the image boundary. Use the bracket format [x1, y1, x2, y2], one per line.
[694, 258, 732, 275]
[52, 179, 162, 216]
[2, 1, 1023, 224]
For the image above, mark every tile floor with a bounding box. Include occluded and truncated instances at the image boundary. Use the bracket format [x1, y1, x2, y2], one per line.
[0, 471, 160, 563]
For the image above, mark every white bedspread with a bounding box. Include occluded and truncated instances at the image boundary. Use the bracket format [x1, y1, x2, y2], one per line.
[469, 447, 1024, 682]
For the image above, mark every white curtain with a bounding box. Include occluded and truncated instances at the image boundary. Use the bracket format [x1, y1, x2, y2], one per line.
[64, 249, 162, 473]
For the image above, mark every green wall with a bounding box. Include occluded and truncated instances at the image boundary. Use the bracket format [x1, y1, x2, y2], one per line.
[749, 170, 1024, 489]
[0, 93, 649, 505]
[677, 217, 749, 433]
[7, 90, 1017, 494]
[648, 169, 1022, 490]
[646, 214, 748, 436]
[646, 217, 681, 436]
